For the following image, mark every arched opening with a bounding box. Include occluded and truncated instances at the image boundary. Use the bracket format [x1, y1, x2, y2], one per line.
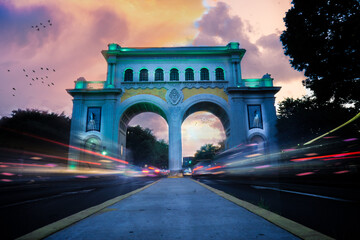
[139, 69, 148, 81]
[155, 68, 164, 81]
[185, 68, 194, 81]
[181, 101, 230, 167]
[119, 102, 168, 169]
[249, 135, 266, 154]
[215, 68, 225, 80]
[80, 136, 102, 168]
[200, 68, 209, 81]
[170, 68, 179, 81]
[124, 69, 133, 82]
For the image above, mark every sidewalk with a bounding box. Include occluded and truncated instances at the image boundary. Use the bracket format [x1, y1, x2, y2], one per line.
[34, 177, 299, 240]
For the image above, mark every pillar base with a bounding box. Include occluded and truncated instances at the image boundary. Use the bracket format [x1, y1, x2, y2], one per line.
[168, 170, 183, 178]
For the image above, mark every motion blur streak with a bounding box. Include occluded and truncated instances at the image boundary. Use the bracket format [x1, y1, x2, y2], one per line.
[193, 166, 204, 171]
[291, 151, 360, 162]
[254, 165, 271, 169]
[2, 148, 102, 166]
[206, 166, 223, 171]
[334, 170, 350, 174]
[296, 172, 314, 176]
[1, 127, 128, 164]
[0, 162, 54, 168]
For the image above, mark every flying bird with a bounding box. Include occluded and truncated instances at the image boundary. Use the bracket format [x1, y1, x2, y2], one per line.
[40, 23, 42, 25]
[49, 23, 52, 26]
[48, 20, 51, 22]
[45, 76, 48, 78]
[41, 67, 43, 70]
[41, 77, 43, 80]
[30, 83, 32, 86]
[12, 88, 16, 90]
[42, 81, 44, 83]
[12, 94, 15, 96]
[46, 68, 49, 70]
[25, 75, 28, 77]
[48, 84, 50, 87]
[37, 28, 40, 31]
[36, 77, 38, 80]
[43, 26, 46, 28]
[31, 26, 34, 28]
[32, 70, 35, 73]
[23, 69, 25, 72]
[7, 69, 10, 72]
[53, 69, 55, 72]
[51, 82, 54, 85]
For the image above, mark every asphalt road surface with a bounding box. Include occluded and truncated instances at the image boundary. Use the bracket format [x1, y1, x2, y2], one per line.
[193, 176, 359, 240]
[0, 175, 160, 240]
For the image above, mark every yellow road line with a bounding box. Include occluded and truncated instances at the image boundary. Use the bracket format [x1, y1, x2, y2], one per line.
[191, 178, 334, 240]
[16, 179, 161, 240]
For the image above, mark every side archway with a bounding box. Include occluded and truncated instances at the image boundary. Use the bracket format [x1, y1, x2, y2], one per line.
[181, 94, 231, 149]
[116, 95, 170, 161]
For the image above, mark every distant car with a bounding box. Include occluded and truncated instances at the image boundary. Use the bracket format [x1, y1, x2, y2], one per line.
[183, 168, 192, 176]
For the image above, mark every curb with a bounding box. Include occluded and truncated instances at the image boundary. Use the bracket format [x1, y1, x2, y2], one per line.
[16, 179, 161, 240]
[191, 178, 334, 240]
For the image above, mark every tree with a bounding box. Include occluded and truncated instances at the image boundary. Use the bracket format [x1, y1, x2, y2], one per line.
[276, 97, 356, 148]
[126, 125, 168, 168]
[280, 0, 360, 108]
[0, 109, 71, 159]
[193, 143, 220, 163]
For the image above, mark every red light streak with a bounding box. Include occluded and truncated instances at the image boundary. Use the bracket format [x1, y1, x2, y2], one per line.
[206, 166, 223, 171]
[291, 151, 360, 162]
[1, 172, 15, 176]
[148, 167, 154, 170]
[142, 170, 149, 173]
[155, 169, 160, 173]
[296, 172, 314, 176]
[193, 166, 203, 171]
[1, 179, 12, 182]
[0, 162, 54, 168]
[334, 170, 350, 174]
[254, 165, 270, 169]
[1, 128, 128, 164]
[2, 149, 102, 166]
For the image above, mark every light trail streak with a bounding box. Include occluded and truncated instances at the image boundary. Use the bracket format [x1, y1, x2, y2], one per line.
[1, 127, 128, 164]
[291, 151, 360, 162]
[2, 148, 102, 166]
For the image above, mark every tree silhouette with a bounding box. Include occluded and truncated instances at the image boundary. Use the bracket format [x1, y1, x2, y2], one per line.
[281, 0, 360, 108]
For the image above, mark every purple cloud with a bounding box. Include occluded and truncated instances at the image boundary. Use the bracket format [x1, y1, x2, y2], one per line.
[193, 1, 304, 83]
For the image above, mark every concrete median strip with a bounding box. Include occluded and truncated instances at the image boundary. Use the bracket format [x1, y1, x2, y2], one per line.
[191, 178, 334, 240]
[16, 179, 160, 240]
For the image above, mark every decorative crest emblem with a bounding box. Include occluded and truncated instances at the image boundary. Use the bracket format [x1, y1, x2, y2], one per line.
[166, 88, 183, 105]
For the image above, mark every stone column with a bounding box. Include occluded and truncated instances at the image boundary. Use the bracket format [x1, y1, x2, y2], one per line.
[68, 97, 84, 169]
[168, 113, 182, 174]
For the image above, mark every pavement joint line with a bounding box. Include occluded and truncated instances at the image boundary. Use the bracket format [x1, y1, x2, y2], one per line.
[15, 179, 161, 240]
[191, 178, 334, 240]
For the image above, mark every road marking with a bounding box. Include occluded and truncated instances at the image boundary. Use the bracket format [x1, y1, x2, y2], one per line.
[252, 185, 354, 203]
[16, 179, 160, 240]
[192, 178, 334, 240]
[0, 189, 96, 209]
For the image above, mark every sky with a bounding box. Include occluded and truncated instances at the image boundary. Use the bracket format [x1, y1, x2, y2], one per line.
[0, 0, 307, 156]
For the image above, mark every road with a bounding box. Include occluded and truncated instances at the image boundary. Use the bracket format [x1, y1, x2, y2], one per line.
[193, 176, 360, 240]
[0, 174, 160, 240]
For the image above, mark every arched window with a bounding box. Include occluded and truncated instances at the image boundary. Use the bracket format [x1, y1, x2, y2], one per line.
[124, 69, 133, 82]
[155, 68, 164, 81]
[215, 68, 225, 80]
[200, 68, 209, 80]
[170, 68, 179, 81]
[139, 69, 148, 81]
[185, 68, 194, 81]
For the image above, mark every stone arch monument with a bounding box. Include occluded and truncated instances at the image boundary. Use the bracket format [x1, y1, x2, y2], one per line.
[67, 42, 280, 173]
